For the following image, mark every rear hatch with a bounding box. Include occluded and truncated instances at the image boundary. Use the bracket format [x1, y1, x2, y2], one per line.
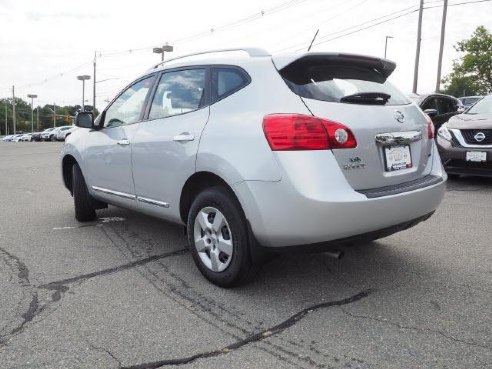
[273, 53, 433, 190]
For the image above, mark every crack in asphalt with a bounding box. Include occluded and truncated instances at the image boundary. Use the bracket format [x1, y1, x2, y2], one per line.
[0, 247, 187, 347]
[103, 223, 366, 368]
[88, 341, 123, 368]
[338, 307, 492, 350]
[38, 248, 188, 300]
[120, 289, 372, 369]
[0, 247, 39, 346]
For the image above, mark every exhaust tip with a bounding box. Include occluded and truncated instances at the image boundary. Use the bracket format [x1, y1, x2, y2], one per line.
[324, 250, 344, 260]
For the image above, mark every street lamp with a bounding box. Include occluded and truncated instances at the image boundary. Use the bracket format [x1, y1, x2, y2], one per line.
[384, 35, 394, 59]
[77, 75, 91, 111]
[153, 43, 173, 62]
[27, 94, 37, 134]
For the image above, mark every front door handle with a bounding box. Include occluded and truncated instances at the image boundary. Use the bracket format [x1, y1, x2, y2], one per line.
[117, 139, 130, 146]
[173, 133, 195, 142]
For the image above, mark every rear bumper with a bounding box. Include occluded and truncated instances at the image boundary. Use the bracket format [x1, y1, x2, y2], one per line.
[261, 211, 435, 252]
[234, 147, 446, 248]
[235, 177, 445, 247]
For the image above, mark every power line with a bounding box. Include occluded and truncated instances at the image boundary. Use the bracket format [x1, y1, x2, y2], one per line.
[16, 60, 93, 89]
[282, 0, 491, 52]
[277, 3, 420, 52]
[97, 0, 310, 58]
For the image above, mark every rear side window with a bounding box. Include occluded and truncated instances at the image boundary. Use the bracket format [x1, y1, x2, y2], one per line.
[281, 63, 410, 106]
[212, 67, 249, 101]
[149, 69, 206, 120]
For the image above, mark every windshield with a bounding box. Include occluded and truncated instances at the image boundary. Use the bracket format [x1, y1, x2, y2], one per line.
[466, 95, 492, 114]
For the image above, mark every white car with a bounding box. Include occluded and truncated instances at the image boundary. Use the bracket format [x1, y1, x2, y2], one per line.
[11, 134, 24, 142]
[62, 48, 446, 286]
[20, 133, 32, 142]
[56, 126, 78, 141]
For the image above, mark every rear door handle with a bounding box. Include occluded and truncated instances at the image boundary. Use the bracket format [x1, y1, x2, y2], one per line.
[117, 139, 130, 146]
[173, 133, 195, 142]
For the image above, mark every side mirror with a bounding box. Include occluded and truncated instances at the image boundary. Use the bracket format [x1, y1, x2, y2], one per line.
[75, 112, 94, 128]
[424, 109, 438, 118]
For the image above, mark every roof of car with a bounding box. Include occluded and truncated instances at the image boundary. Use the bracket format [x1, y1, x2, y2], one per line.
[144, 48, 396, 78]
[408, 92, 458, 103]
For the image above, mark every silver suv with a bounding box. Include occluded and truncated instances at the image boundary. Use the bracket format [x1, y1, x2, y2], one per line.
[61, 48, 446, 286]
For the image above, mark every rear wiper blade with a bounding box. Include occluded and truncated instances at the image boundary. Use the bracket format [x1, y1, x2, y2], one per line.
[340, 92, 391, 105]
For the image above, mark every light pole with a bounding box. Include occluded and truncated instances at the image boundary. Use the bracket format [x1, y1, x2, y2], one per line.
[4, 98, 11, 135]
[4, 99, 8, 136]
[27, 94, 37, 133]
[153, 43, 173, 62]
[77, 75, 91, 111]
[384, 36, 393, 59]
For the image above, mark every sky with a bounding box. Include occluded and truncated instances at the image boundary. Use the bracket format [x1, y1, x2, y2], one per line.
[0, 0, 491, 111]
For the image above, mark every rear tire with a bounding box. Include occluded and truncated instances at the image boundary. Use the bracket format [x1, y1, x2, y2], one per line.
[187, 187, 257, 287]
[72, 164, 96, 222]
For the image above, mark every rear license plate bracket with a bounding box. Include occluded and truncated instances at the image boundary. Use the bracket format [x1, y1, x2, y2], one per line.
[384, 145, 412, 172]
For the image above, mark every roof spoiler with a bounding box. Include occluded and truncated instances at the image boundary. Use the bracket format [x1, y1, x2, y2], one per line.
[273, 52, 396, 79]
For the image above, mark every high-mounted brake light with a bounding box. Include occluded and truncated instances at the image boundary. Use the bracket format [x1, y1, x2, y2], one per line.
[263, 114, 357, 151]
[425, 115, 435, 139]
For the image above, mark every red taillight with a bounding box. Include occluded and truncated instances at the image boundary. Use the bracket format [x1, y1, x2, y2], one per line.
[263, 114, 357, 151]
[426, 115, 435, 139]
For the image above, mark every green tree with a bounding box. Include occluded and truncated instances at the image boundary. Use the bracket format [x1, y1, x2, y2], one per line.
[442, 26, 492, 96]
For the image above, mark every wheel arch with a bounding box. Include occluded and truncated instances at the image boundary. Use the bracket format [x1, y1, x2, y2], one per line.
[62, 154, 78, 194]
[179, 171, 243, 224]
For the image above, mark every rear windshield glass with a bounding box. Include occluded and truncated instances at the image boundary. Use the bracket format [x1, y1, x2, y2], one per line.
[466, 95, 492, 114]
[281, 64, 410, 106]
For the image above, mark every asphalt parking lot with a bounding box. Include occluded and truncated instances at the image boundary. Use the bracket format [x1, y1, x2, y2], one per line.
[0, 142, 491, 369]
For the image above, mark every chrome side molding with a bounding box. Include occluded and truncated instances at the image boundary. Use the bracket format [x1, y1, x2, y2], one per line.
[92, 186, 136, 200]
[136, 196, 170, 208]
[91, 186, 170, 208]
[375, 131, 422, 146]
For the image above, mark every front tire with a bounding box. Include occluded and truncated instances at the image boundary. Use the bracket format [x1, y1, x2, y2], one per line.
[187, 187, 256, 287]
[72, 164, 96, 222]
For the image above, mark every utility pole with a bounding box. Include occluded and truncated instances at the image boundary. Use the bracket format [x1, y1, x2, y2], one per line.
[12, 86, 16, 134]
[4, 99, 7, 135]
[412, 0, 424, 93]
[53, 104, 56, 128]
[93, 51, 96, 115]
[435, 0, 448, 92]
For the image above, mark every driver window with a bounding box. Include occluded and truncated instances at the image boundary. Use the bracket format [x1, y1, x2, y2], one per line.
[104, 76, 155, 128]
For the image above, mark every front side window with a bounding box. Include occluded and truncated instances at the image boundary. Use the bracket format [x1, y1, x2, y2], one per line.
[437, 98, 456, 114]
[149, 69, 205, 120]
[422, 97, 438, 112]
[104, 76, 155, 128]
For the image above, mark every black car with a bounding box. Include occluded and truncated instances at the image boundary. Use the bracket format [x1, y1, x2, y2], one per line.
[409, 93, 463, 132]
[31, 131, 43, 141]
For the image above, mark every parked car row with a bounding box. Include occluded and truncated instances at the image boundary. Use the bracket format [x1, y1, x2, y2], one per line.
[2, 126, 78, 142]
